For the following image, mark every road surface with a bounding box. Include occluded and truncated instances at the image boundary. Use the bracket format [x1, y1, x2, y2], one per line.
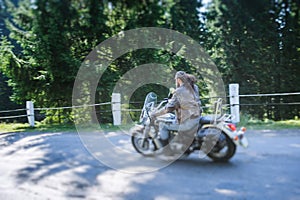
[0, 129, 299, 200]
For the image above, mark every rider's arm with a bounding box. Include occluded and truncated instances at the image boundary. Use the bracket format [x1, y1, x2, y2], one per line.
[152, 91, 179, 117]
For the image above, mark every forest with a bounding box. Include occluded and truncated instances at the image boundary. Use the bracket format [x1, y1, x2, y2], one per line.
[0, 0, 299, 124]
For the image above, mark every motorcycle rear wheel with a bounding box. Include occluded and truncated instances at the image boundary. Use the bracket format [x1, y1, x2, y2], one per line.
[207, 132, 236, 162]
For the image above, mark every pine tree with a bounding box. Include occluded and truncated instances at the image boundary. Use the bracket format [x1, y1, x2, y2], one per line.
[204, 0, 300, 120]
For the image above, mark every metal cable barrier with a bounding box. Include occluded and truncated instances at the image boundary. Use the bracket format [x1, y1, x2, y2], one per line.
[0, 108, 28, 120]
[1, 90, 299, 126]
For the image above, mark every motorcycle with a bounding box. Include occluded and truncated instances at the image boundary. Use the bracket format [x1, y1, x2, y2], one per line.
[130, 92, 248, 162]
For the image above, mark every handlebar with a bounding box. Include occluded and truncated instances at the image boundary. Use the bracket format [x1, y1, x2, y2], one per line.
[156, 99, 168, 110]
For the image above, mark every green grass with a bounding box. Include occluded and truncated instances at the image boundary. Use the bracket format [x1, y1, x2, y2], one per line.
[0, 121, 134, 134]
[239, 117, 300, 130]
[0, 123, 32, 133]
[0, 122, 75, 133]
[1, 118, 299, 134]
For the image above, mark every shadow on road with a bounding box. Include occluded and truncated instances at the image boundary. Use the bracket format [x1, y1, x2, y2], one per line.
[175, 156, 237, 168]
[2, 130, 299, 199]
[0, 131, 244, 199]
[0, 132, 111, 198]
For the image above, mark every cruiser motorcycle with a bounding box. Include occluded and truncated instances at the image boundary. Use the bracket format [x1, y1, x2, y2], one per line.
[131, 92, 248, 162]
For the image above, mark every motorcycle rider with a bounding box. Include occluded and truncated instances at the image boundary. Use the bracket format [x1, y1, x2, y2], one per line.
[151, 71, 201, 156]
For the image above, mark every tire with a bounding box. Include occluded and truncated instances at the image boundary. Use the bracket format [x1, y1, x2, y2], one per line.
[207, 132, 236, 162]
[131, 132, 156, 156]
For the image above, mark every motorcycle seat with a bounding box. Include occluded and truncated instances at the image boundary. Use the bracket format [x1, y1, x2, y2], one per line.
[200, 116, 213, 124]
[199, 116, 215, 125]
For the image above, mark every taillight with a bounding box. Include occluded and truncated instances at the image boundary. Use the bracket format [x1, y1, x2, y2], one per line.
[227, 123, 237, 131]
[241, 127, 246, 132]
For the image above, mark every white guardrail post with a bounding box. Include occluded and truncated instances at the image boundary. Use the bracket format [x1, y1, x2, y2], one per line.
[26, 101, 35, 127]
[112, 93, 121, 126]
[229, 84, 240, 123]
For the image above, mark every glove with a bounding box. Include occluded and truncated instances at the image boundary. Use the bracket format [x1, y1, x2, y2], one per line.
[169, 87, 175, 94]
[168, 87, 175, 99]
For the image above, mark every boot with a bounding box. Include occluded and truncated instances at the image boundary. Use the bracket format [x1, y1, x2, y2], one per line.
[160, 139, 174, 156]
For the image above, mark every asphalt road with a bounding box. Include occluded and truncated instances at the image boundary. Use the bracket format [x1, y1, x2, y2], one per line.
[0, 129, 299, 200]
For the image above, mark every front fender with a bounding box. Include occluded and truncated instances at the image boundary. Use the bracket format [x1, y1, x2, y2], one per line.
[129, 124, 144, 135]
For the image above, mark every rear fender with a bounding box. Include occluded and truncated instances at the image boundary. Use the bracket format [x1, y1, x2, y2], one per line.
[201, 123, 236, 140]
[201, 123, 248, 148]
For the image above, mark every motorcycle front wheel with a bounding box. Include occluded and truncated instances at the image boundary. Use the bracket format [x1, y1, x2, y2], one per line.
[131, 131, 157, 157]
[207, 132, 236, 162]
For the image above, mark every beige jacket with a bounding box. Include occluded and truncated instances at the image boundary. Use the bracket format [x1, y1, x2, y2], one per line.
[153, 84, 201, 123]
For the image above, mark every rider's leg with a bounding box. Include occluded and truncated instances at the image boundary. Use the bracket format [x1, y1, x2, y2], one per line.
[159, 122, 169, 142]
[158, 122, 176, 156]
[177, 117, 200, 153]
[159, 122, 179, 143]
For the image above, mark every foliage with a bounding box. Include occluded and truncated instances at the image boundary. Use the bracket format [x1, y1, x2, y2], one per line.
[0, 0, 299, 124]
[204, 0, 300, 120]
